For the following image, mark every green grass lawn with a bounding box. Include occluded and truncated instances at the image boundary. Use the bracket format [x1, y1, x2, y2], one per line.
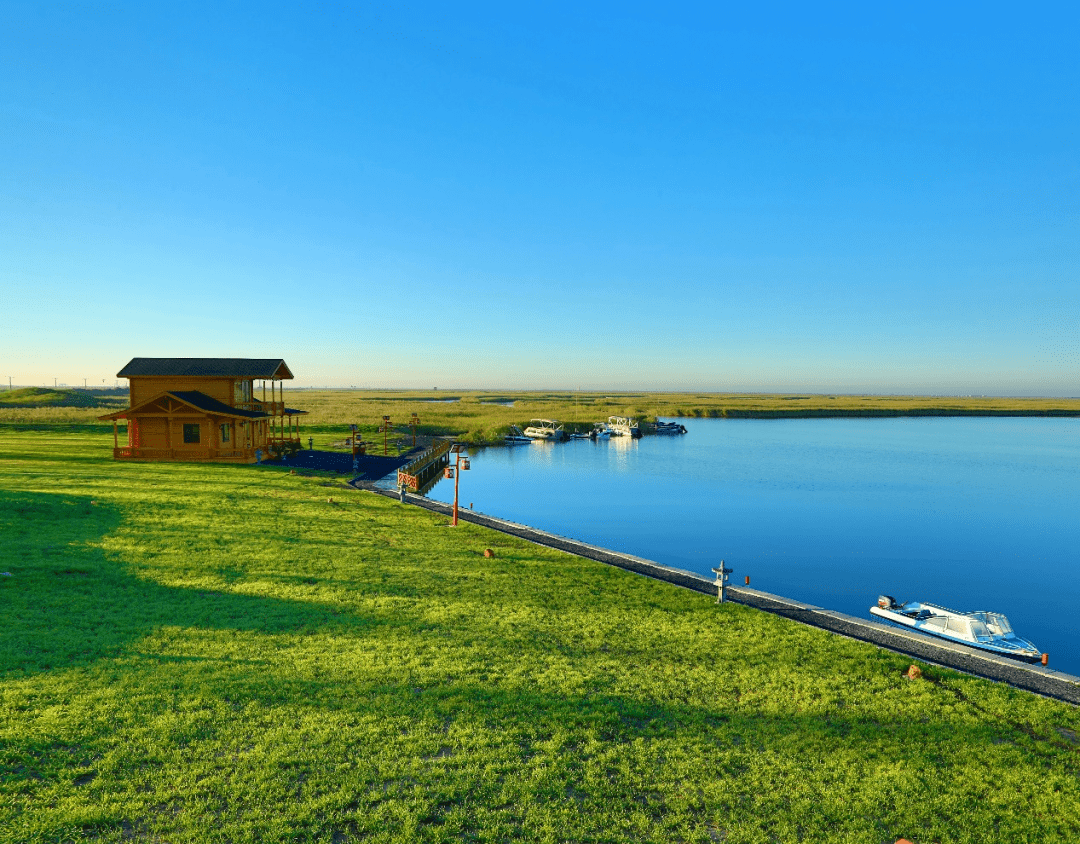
[2, 430, 1080, 843]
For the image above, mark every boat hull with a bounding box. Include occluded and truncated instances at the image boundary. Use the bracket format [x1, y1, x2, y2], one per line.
[869, 605, 1041, 662]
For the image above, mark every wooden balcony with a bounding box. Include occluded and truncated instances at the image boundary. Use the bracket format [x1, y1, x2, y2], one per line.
[237, 400, 288, 415]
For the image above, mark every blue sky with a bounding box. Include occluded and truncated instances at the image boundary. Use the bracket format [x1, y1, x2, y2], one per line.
[2, 2, 1077, 394]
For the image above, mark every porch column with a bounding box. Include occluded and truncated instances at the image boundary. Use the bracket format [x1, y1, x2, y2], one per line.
[113, 420, 118, 450]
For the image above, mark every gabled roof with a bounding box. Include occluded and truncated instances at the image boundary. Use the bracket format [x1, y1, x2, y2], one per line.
[99, 390, 271, 421]
[117, 358, 294, 379]
[169, 391, 273, 418]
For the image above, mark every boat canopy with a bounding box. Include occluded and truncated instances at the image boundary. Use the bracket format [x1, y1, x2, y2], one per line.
[972, 611, 1014, 637]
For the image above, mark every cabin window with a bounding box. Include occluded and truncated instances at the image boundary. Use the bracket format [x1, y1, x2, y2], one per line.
[234, 380, 252, 405]
[183, 423, 201, 444]
[220, 424, 230, 443]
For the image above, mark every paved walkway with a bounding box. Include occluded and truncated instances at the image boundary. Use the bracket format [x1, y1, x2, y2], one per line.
[372, 488, 1080, 705]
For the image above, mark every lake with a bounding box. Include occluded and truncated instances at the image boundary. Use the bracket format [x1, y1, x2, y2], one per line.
[421, 417, 1080, 675]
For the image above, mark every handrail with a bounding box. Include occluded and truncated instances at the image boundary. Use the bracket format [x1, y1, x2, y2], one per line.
[400, 438, 453, 476]
[398, 438, 454, 491]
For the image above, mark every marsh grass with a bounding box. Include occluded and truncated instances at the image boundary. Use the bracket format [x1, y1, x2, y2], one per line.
[2, 429, 1080, 842]
[287, 390, 1080, 444]
[4, 390, 1077, 446]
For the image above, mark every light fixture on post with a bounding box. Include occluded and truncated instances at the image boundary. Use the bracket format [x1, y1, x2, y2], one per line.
[449, 443, 471, 526]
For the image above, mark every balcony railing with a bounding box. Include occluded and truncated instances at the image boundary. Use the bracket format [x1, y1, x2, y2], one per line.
[114, 447, 262, 461]
[236, 400, 287, 415]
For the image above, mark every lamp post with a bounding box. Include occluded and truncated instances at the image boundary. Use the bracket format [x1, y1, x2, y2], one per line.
[445, 444, 471, 526]
[381, 415, 391, 455]
[409, 413, 420, 448]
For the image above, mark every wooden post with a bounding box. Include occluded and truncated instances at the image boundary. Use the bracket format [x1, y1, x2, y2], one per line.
[452, 451, 461, 526]
[113, 420, 118, 451]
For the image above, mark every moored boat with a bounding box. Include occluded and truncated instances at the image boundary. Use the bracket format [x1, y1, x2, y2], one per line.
[504, 426, 532, 444]
[523, 419, 566, 441]
[607, 416, 641, 438]
[870, 596, 1042, 662]
[654, 421, 688, 435]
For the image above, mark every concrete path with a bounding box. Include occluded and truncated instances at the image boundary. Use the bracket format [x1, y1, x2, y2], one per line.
[371, 487, 1080, 705]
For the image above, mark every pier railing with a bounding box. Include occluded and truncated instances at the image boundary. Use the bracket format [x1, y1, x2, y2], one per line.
[397, 438, 453, 491]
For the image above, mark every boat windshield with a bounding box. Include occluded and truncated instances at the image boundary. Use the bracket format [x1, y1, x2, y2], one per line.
[986, 613, 1014, 636]
[968, 619, 992, 642]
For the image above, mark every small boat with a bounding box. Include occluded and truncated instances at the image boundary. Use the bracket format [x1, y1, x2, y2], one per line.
[523, 419, 566, 441]
[504, 426, 532, 444]
[654, 421, 688, 435]
[569, 430, 591, 440]
[607, 416, 641, 438]
[590, 423, 612, 440]
[870, 596, 1042, 662]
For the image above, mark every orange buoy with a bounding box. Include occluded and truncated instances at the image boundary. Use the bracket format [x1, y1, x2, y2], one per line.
[1042, 653, 1049, 666]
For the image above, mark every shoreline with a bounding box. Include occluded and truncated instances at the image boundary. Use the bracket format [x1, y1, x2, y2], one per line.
[369, 485, 1080, 705]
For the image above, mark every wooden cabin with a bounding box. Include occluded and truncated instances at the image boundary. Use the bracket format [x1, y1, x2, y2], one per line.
[100, 358, 306, 463]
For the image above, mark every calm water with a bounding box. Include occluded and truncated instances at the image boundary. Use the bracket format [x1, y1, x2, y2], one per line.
[423, 418, 1080, 674]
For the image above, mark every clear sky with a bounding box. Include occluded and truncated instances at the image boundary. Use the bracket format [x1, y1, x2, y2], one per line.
[2, 2, 1077, 394]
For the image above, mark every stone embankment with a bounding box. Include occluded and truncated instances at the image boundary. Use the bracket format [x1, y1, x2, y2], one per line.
[370, 487, 1080, 705]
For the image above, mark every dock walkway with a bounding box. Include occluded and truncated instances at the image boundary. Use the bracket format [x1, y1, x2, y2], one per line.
[371, 488, 1080, 705]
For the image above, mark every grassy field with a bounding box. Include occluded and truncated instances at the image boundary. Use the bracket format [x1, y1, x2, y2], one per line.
[0, 388, 126, 409]
[4, 389, 1079, 446]
[3, 429, 1080, 843]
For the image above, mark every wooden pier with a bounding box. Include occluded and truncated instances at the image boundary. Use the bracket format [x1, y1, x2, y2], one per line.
[397, 438, 453, 494]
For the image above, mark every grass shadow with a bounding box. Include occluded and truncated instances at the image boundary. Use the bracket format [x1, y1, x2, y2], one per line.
[0, 489, 378, 677]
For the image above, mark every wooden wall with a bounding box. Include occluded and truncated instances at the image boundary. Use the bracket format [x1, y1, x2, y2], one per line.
[129, 377, 236, 407]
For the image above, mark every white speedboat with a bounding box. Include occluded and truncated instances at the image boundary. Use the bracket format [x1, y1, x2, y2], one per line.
[523, 419, 566, 441]
[590, 423, 612, 440]
[870, 596, 1042, 662]
[504, 426, 532, 444]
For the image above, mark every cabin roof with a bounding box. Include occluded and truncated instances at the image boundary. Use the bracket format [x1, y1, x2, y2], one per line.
[169, 391, 273, 418]
[98, 390, 309, 421]
[117, 358, 294, 379]
[99, 390, 270, 421]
